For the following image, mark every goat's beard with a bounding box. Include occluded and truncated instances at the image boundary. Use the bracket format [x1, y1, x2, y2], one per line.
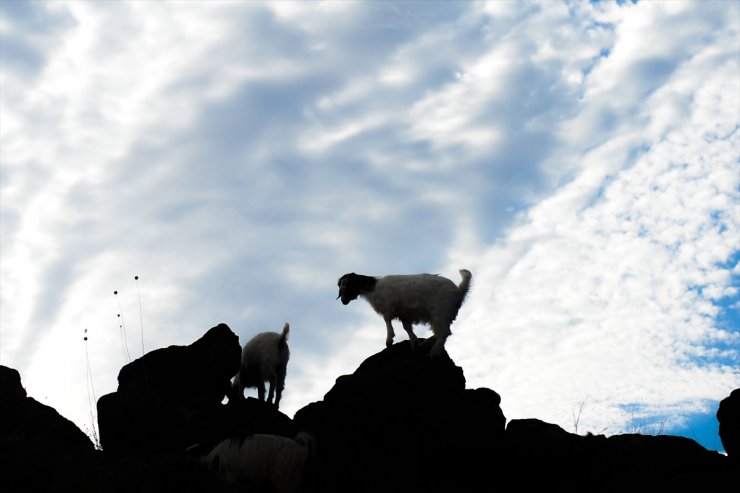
[337, 287, 352, 305]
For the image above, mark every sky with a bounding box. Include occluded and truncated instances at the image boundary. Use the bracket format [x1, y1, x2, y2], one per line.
[1, 0, 738, 454]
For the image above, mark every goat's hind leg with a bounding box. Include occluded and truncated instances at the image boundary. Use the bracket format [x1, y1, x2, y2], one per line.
[274, 380, 284, 409]
[427, 323, 451, 358]
[274, 367, 286, 409]
[266, 377, 275, 405]
[401, 320, 418, 350]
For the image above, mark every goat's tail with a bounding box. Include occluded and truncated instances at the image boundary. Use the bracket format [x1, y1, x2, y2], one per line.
[456, 269, 472, 307]
[278, 322, 290, 350]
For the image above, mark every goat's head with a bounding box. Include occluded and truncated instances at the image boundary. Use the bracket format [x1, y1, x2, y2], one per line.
[337, 273, 357, 305]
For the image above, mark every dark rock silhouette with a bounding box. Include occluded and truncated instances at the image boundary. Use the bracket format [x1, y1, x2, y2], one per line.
[504, 418, 734, 491]
[0, 324, 736, 492]
[293, 339, 505, 492]
[0, 366, 95, 493]
[717, 388, 739, 460]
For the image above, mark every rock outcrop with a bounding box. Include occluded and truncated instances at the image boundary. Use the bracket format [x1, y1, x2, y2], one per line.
[0, 366, 95, 493]
[717, 388, 739, 460]
[294, 339, 505, 492]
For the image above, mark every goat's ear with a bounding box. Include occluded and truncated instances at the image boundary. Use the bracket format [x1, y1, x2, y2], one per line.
[340, 273, 359, 285]
[337, 274, 352, 295]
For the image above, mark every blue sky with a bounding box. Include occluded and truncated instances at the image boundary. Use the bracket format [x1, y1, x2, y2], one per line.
[1, 0, 738, 453]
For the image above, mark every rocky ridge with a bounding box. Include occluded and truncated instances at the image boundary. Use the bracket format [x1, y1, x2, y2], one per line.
[1, 323, 736, 492]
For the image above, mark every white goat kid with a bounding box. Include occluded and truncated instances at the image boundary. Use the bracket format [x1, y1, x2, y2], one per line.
[336, 269, 472, 357]
[230, 322, 290, 408]
[202, 432, 315, 493]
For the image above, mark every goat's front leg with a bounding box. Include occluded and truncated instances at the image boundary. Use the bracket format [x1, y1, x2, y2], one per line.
[384, 317, 395, 347]
[230, 373, 244, 401]
[401, 320, 418, 349]
[257, 381, 266, 402]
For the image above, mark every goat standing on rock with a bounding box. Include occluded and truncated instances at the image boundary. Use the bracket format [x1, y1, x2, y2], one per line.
[229, 322, 290, 409]
[337, 269, 472, 357]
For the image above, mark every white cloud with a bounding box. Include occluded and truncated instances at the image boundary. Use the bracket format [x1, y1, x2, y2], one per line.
[448, 1, 739, 436]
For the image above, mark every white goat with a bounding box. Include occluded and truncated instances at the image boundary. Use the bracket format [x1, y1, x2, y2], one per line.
[230, 322, 290, 408]
[336, 269, 472, 357]
[202, 432, 315, 493]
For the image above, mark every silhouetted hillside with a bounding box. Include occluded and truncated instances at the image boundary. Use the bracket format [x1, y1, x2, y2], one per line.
[1, 324, 736, 492]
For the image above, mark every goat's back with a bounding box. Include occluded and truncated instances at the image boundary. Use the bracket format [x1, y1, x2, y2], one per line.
[204, 434, 309, 492]
[242, 323, 289, 358]
[379, 273, 459, 299]
[240, 329, 290, 378]
[243, 331, 283, 355]
[368, 274, 463, 322]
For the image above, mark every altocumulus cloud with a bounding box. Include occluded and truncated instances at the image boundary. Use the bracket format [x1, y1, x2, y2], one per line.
[0, 0, 737, 452]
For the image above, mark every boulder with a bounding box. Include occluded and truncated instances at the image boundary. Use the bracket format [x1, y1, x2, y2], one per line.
[0, 365, 96, 493]
[717, 387, 739, 460]
[293, 339, 506, 493]
[98, 323, 245, 455]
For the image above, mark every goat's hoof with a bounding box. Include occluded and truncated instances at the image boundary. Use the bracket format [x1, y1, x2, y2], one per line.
[419, 337, 435, 347]
[427, 344, 445, 358]
[385, 340, 393, 348]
